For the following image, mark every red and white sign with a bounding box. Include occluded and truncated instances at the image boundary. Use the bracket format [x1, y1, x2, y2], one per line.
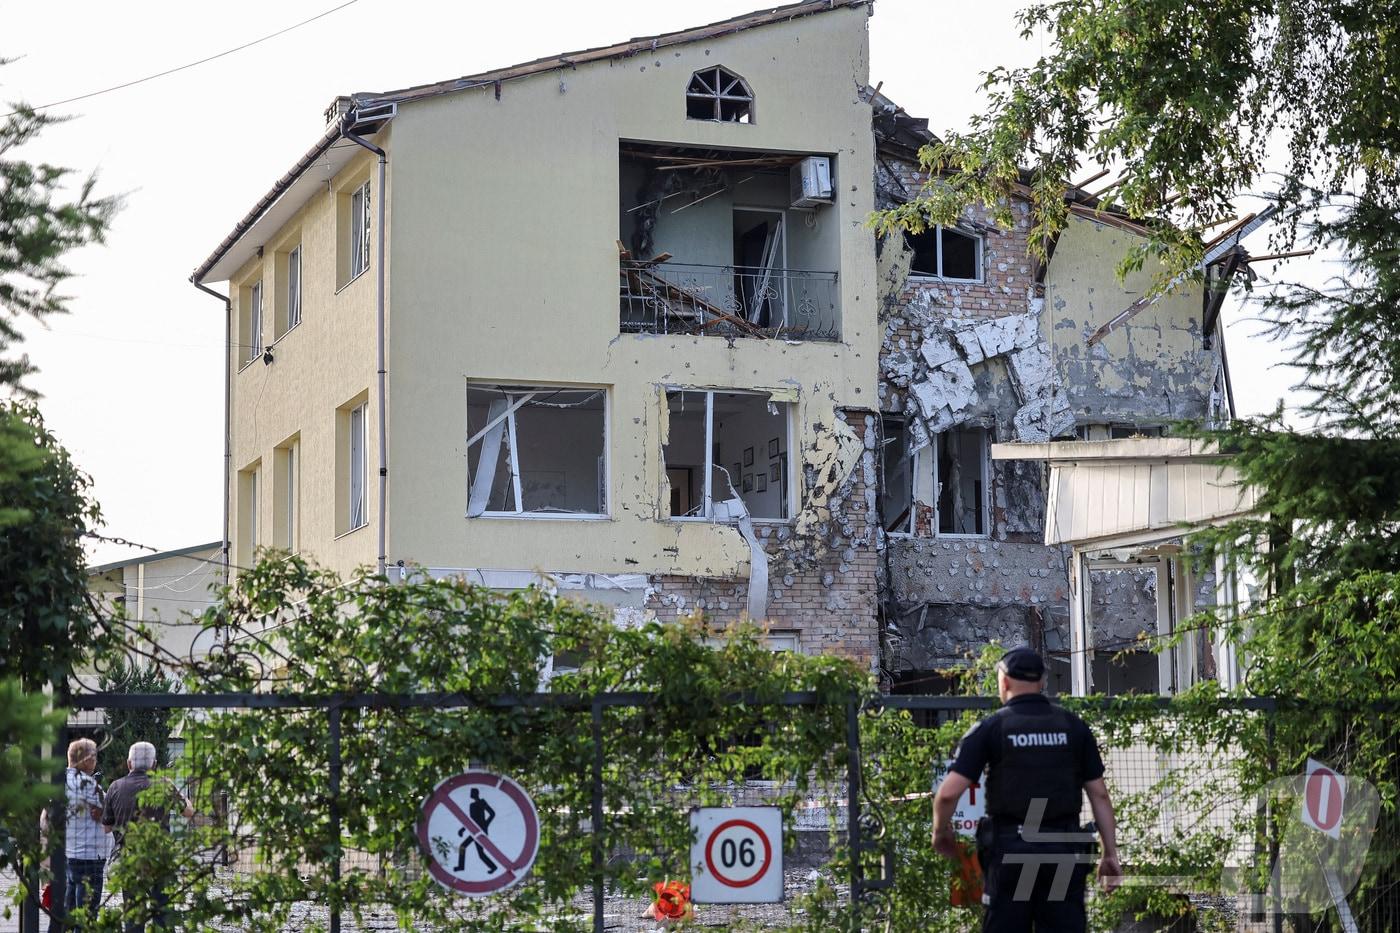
[690, 806, 783, 903]
[937, 760, 985, 838]
[417, 770, 540, 897]
[1301, 758, 1346, 840]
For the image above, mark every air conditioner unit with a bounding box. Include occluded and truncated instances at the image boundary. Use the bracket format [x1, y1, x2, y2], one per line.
[790, 156, 833, 208]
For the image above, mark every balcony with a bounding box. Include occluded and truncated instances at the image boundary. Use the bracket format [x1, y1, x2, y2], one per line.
[619, 259, 839, 341]
[619, 142, 843, 342]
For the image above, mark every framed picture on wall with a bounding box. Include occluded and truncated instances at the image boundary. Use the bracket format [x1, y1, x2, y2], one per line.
[743, 446, 754, 466]
[756, 472, 767, 492]
[768, 437, 780, 458]
[769, 461, 781, 482]
[742, 473, 754, 492]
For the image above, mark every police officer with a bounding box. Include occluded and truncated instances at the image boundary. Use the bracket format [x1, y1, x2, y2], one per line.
[932, 647, 1121, 932]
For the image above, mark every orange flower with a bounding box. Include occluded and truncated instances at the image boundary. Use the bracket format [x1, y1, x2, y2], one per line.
[649, 880, 693, 920]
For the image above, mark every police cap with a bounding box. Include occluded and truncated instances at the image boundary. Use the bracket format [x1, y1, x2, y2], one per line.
[998, 646, 1045, 682]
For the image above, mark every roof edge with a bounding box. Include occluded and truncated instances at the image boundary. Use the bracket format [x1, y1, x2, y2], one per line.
[87, 541, 224, 577]
[357, 0, 872, 108]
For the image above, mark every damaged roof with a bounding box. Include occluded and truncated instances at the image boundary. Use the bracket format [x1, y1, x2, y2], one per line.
[192, 0, 872, 285]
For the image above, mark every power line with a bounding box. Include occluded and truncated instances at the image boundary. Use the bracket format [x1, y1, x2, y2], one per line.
[4, 0, 360, 117]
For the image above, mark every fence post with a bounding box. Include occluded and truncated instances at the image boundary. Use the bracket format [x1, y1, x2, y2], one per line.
[845, 696, 864, 930]
[328, 703, 342, 933]
[591, 697, 605, 933]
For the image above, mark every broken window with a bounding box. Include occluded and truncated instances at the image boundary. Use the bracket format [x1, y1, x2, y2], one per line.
[466, 385, 607, 517]
[686, 66, 753, 123]
[664, 389, 789, 520]
[880, 417, 914, 534]
[905, 225, 982, 281]
[935, 427, 988, 536]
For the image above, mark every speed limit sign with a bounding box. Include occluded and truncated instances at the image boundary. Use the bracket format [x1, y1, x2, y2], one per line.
[690, 806, 783, 903]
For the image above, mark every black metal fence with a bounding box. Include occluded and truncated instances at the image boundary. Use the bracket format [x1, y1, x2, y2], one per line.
[18, 693, 1399, 932]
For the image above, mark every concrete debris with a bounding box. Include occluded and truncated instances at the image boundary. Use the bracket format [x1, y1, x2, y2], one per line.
[882, 306, 1073, 449]
[918, 331, 960, 369]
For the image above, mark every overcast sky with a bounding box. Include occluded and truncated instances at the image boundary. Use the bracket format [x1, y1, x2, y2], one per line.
[4, 0, 1310, 565]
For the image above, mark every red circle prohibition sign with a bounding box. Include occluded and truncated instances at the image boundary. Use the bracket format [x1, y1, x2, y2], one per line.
[417, 771, 540, 897]
[704, 818, 773, 888]
[1306, 769, 1343, 831]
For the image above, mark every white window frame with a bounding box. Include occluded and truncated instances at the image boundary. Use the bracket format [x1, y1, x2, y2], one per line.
[666, 388, 792, 523]
[349, 181, 371, 281]
[465, 385, 610, 520]
[907, 225, 984, 283]
[286, 245, 302, 330]
[933, 427, 991, 539]
[247, 280, 263, 363]
[348, 403, 367, 531]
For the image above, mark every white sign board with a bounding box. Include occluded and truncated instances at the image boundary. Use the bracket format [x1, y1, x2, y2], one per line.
[936, 760, 985, 838]
[417, 770, 540, 897]
[690, 806, 783, 904]
[1301, 757, 1346, 840]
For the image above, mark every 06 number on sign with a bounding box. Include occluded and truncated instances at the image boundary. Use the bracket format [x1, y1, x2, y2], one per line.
[720, 837, 757, 869]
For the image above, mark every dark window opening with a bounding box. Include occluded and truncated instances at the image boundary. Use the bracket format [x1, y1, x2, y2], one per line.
[940, 228, 979, 280]
[904, 225, 982, 281]
[881, 417, 913, 533]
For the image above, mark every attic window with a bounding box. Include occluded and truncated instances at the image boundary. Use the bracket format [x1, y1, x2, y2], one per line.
[686, 67, 753, 123]
[906, 225, 982, 281]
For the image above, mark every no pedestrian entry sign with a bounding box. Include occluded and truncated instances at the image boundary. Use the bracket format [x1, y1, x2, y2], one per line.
[417, 770, 540, 897]
[1300, 757, 1347, 840]
[690, 806, 783, 904]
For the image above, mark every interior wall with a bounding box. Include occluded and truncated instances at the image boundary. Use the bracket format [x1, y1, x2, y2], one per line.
[713, 393, 788, 519]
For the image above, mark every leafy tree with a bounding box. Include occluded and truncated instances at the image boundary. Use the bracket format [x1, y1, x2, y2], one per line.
[96, 657, 174, 781]
[1, 97, 120, 392]
[0, 681, 64, 874]
[0, 402, 106, 692]
[874, 0, 1399, 276]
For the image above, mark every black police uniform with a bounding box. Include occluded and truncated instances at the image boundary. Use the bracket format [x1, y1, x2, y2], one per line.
[948, 693, 1105, 933]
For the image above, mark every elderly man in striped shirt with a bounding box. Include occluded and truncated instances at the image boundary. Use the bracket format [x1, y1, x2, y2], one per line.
[63, 737, 112, 920]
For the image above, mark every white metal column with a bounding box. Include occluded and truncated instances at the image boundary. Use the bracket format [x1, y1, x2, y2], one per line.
[1070, 549, 1092, 695]
[1153, 559, 1173, 696]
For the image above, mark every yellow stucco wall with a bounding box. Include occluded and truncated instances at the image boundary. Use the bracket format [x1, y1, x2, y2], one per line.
[383, 7, 878, 578]
[1044, 215, 1219, 424]
[227, 142, 385, 575]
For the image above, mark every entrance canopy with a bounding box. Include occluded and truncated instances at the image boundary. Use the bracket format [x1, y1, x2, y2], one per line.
[993, 437, 1259, 549]
[993, 437, 1260, 695]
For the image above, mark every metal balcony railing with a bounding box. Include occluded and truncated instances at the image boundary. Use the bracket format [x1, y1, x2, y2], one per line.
[620, 260, 840, 341]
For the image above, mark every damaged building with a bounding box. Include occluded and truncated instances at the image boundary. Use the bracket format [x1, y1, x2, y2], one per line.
[870, 95, 1255, 696]
[194, 0, 884, 669]
[192, 0, 1257, 695]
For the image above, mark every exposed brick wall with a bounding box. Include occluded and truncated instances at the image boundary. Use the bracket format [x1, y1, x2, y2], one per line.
[646, 410, 880, 670]
[876, 156, 1039, 379]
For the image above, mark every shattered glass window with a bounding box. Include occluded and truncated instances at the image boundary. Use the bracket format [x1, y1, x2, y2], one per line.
[467, 385, 607, 517]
